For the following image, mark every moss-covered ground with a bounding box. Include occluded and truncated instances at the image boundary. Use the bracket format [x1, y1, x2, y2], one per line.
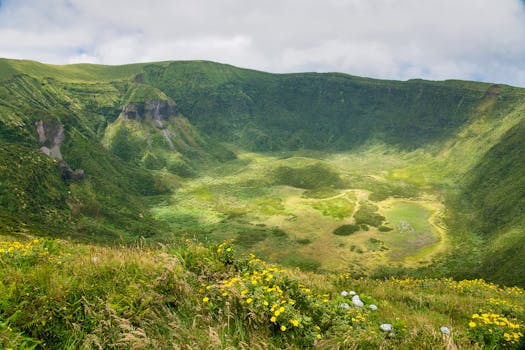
[151, 148, 450, 275]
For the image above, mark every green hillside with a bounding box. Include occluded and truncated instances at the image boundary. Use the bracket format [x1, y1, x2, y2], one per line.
[143, 61, 495, 151]
[0, 58, 525, 347]
[0, 236, 524, 349]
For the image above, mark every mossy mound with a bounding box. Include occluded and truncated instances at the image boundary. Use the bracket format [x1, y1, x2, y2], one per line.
[273, 162, 344, 190]
[354, 201, 385, 227]
[333, 224, 360, 236]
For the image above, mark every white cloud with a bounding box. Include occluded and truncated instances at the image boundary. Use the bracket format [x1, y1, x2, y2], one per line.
[0, 0, 525, 86]
[67, 53, 99, 64]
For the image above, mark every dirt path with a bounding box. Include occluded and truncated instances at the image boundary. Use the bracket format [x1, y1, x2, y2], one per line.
[301, 189, 369, 217]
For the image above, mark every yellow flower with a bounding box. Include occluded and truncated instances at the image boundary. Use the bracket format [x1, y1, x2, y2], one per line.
[469, 321, 477, 328]
[270, 316, 277, 323]
[241, 289, 248, 296]
[289, 319, 299, 327]
[316, 334, 322, 339]
[280, 325, 287, 332]
[263, 301, 269, 306]
[202, 297, 209, 303]
[246, 298, 253, 304]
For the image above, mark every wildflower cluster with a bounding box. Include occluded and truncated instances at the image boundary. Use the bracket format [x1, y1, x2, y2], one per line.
[200, 253, 322, 343]
[488, 297, 524, 312]
[199, 243, 386, 345]
[1, 239, 41, 256]
[468, 311, 523, 348]
[215, 240, 234, 264]
[0, 239, 69, 267]
[450, 279, 501, 294]
[196, 242, 525, 348]
[329, 272, 352, 286]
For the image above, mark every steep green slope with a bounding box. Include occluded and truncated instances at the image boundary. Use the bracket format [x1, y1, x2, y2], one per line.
[462, 120, 525, 285]
[465, 120, 525, 236]
[142, 61, 510, 151]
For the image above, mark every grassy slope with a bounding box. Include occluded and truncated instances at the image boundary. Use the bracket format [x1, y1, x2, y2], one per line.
[0, 236, 523, 349]
[462, 120, 525, 286]
[0, 58, 153, 82]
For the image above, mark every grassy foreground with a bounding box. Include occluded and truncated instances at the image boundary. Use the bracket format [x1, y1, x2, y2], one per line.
[0, 236, 523, 349]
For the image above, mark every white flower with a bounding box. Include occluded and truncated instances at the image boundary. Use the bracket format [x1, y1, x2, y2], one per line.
[341, 291, 349, 297]
[351, 295, 364, 307]
[349, 291, 356, 295]
[440, 326, 450, 334]
[91, 256, 98, 263]
[340, 302, 350, 310]
[380, 323, 393, 332]
[369, 304, 378, 311]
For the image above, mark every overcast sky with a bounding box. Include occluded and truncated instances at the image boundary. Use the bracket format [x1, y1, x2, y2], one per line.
[1, 0, 525, 87]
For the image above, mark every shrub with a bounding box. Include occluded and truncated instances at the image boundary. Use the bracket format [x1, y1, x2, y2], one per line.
[333, 224, 360, 236]
[354, 202, 385, 227]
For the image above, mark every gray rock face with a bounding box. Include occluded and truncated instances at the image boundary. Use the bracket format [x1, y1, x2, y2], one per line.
[119, 100, 179, 148]
[36, 120, 65, 160]
[120, 100, 178, 128]
[146, 100, 177, 129]
[36, 119, 84, 181]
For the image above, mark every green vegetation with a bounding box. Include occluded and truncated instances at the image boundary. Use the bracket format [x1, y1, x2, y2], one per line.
[1, 58, 525, 347]
[308, 194, 355, 219]
[1, 57, 524, 283]
[302, 187, 341, 199]
[0, 237, 523, 349]
[273, 162, 344, 189]
[333, 224, 360, 236]
[354, 201, 385, 227]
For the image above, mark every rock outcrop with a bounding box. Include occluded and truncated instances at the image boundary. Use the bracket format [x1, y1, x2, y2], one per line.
[120, 100, 178, 128]
[119, 99, 179, 149]
[36, 120, 64, 159]
[36, 119, 84, 180]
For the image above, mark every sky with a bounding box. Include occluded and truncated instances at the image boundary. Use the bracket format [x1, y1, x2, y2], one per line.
[1, 0, 525, 87]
